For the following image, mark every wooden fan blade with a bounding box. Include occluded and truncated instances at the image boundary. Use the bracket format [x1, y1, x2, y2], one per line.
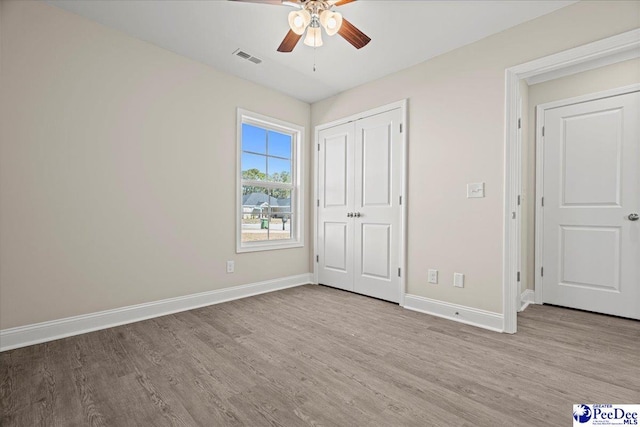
[334, 0, 357, 6]
[338, 18, 371, 49]
[277, 29, 302, 52]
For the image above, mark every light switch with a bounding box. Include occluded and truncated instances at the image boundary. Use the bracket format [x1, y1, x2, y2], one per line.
[467, 182, 485, 198]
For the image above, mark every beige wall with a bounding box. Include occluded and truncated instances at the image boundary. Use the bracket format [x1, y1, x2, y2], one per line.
[311, 1, 640, 314]
[0, 1, 311, 329]
[523, 58, 640, 291]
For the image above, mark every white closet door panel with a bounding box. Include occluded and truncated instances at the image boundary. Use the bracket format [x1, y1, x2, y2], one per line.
[361, 123, 392, 207]
[324, 134, 349, 207]
[360, 224, 391, 279]
[353, 109, 402, 303]
[324, 222, 348, 272]
[317, 123, 354, 291]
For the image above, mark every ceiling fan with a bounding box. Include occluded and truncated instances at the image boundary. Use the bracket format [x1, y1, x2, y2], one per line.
[229, 0, 371, 52]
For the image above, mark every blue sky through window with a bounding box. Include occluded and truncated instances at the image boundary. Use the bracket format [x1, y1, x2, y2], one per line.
[242, 124, 292, 180]
[242, 124, 266, 154]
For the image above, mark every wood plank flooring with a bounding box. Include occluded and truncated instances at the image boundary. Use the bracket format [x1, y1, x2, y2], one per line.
[1, 284, 639, 426]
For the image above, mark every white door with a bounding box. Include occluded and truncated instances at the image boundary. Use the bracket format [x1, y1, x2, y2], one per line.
[317, 108, 403, 303]
[352, 110, 402, 302]
[541, 91, 640, 319]
[317, 122, 355, 292]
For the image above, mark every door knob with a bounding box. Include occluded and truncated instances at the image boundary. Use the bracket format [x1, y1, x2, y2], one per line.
[629, 213, 639, 221]
[347, 212, 353, 218]
[354, 212, 361, 218]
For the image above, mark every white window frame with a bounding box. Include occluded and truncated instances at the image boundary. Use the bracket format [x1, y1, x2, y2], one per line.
[236, 108, 304, 253]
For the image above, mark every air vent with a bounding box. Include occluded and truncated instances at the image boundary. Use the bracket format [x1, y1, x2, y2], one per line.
[232, 49, 262, 65]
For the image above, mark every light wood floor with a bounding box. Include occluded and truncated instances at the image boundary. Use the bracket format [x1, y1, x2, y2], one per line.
[1, 285, 639, 426]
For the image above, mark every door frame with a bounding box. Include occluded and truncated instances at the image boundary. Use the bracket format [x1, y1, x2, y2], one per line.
[534, 83, 640, 305]
[313, 99, 408, 306]
[503, 28, 640, 333]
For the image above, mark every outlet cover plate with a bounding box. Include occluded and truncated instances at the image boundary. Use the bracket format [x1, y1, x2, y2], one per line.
[453, 273, 464, 288]
[428, 269, 438, 284]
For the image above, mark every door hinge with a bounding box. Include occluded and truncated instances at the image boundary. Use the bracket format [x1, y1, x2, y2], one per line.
[398, 268, 401, 277]
[518, 118, 521, 129]
[541, 197, 544, 207]
[517, 271, 520, 282]
[542, 126, 545, 137]
[316, 255, 319, 263]
[317, 143, 320, 151]
[399, 195, 402, 205]
[317, 199, 320, 207]
[400, 123, 403, 133]
[541, 267, 544, 277]
[512, 211, 516, 219]
[517, 195, 521, 206]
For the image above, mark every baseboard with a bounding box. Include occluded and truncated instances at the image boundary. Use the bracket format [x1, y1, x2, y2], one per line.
[520, 289, 535, 312]
[403, 294, 504, 332]
[0, 273, 313, 352]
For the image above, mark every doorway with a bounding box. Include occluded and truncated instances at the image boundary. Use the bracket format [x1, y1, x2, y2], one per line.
[504, 29, 640, 332]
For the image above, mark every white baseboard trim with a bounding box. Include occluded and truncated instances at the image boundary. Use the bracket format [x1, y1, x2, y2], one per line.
[403, 294, 504, 333]
[0, 273, 313, 352]
[519, 289, 536, 312]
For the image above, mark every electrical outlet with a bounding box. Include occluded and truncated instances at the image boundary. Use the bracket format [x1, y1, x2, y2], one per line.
[453, 273, 464, 288]
[226, 260, 235, 273]
[428, 269, 438, 284]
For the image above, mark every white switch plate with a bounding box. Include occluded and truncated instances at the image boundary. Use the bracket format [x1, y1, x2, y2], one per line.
[428, 269, 438, 284]
[226, 260, 235, 273]
[467, 182, 485, 198]
[453, 273, 464, 288]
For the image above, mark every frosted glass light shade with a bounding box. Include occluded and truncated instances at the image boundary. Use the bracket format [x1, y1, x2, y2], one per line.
[288, 10, 311, 35]
[303, 26, 323, 47]
[320, 10, 342, 36]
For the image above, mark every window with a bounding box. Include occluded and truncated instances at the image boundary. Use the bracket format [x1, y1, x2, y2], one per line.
[237, 109, 304, 252]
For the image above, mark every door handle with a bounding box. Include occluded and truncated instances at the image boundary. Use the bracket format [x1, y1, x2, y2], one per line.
[354, 212, 361, 218]
[629, 213, 639, 221]
[347, 212, 353, 218]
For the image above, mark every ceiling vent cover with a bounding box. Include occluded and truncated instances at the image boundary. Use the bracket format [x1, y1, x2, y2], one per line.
[233, 49, 262, 65]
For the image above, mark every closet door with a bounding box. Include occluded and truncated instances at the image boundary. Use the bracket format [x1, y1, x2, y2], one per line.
[317, 122, 355, 292]
[353, 109, 402, 303]
[317, 107, 403, 303]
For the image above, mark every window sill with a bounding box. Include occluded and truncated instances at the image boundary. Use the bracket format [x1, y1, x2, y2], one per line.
[236, 240, 304, 253]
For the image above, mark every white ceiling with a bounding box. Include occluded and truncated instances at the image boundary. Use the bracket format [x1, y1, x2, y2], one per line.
[47, 0, 577, 103]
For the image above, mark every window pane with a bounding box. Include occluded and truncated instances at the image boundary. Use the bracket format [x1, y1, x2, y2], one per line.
[269, 189, 292, 241]
[241, 153, 266, 180]
[268, 157, 291, 182]
[242, 124, 266, 154]
[241, 187, 272, 243]
[268, 131, 291, 159]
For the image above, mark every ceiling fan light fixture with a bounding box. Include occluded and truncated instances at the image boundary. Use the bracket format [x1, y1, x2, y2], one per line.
[303, 26, 323, 47]
[320, 10, 342, 36]
[288, 9, 311, 35]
